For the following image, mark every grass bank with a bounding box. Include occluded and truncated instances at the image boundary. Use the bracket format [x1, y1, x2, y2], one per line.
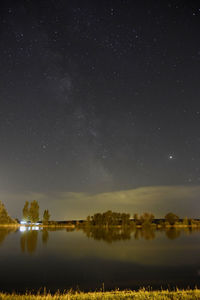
[1, 289, 200, 300]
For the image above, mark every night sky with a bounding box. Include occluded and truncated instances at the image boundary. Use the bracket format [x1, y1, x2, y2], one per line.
[1, 0, 200, 219]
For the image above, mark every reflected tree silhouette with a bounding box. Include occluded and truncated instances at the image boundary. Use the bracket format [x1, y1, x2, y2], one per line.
[20, 233, 26, 252]
[42, 229, 49, 244]
[165, 228, 181, 240]
[81, 226, 188, 242]
[81, 226, 132, 243]
[66, 227, 75, 232]
[0, 227, 17, 246]
[134, 228, 156, 240]
[20, 230, 38, 254]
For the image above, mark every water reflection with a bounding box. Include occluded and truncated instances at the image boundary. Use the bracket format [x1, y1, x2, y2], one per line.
[165, 228, 181, 240]
[20, 226, 39, 232]
[19, 227, 137, 251]
[1, 226, 200, 291]
[134, 227, 156, 240]
[20, 230, 38, 253]
[42, 229, 49, 244]
[0, 227, 17, 245]
[20, 228, 49, 253]
[80, 226, 200, 242]
[81, 226, 132, 243]
[80, 226, 159, 242]
[1, 226, 200, 253]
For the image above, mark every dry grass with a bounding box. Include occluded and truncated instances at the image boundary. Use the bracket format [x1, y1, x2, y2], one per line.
[1, 289, 200, 300]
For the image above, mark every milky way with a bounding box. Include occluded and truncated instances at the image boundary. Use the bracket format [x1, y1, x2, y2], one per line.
[0, 1, 200, 218]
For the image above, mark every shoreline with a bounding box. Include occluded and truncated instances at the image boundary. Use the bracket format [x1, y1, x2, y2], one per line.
[1, 223, 200, 229]
[0, 289, 200, 299]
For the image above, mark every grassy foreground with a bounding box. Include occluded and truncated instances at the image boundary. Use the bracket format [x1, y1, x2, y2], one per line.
[1, 289, 200, 300]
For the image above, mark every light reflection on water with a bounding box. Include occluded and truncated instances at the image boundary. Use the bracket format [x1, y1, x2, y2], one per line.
[0, 226, 200, 292]
[20, 226, 40, 232]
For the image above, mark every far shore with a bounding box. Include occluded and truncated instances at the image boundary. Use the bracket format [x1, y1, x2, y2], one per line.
[1, 222, 200, 229]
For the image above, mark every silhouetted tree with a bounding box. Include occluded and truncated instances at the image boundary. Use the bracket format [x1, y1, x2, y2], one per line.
[140, 212, 155, 226]
[165, 212, 179, 226]
[86, 215, 91, 224]
[88, 211, 130, 226]
[29, 200, 39, 223]
[133, 213, 140, 225]
[183, 217, 189, 226]
[0, 201, 15, 224]
[22, 201, 29, 222]
[121, 213, 130, 226]
[43, 209, 50, 224]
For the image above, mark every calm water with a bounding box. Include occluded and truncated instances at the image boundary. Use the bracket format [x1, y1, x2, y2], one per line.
[0, 226, 200, 292]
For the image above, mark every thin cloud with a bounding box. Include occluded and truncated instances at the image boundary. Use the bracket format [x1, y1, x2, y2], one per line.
[2, 185, 200, 220]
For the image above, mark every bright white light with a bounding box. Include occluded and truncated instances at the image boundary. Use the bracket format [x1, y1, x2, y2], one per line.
[20, 223, 40, 231]
[20, 221, 27, 224]
[20, 226, 27, 232]
[32, 226, 39, 231]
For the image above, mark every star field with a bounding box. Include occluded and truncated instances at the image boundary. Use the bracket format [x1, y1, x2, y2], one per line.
[0, 1, 200, 217]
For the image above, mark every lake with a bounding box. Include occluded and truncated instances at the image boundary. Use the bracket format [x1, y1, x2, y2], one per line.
[0, 226, 200, 293]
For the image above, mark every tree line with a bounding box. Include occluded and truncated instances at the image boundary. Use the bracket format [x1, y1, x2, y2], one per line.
[0, 201, 16, 224]
[0, 200, 50, 224]
[0, 200, 200, 228]
[86, 211, 131, 226]
[22, 200, 50, 224]
[84, 211, 200, 227]
[85, 211, 157, 227]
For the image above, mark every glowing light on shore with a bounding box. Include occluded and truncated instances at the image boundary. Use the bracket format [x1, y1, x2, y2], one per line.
[20, 226, 27, 232]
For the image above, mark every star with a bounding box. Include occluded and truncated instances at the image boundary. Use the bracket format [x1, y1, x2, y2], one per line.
[168, 154, 175, 160]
